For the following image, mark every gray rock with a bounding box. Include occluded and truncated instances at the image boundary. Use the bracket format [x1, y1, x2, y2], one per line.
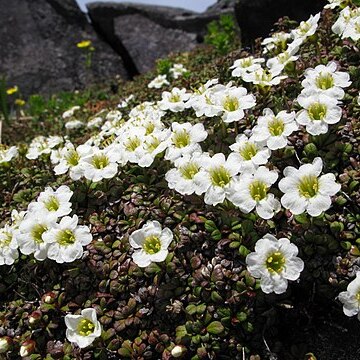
[234, 0, 327, 43]
[113, 14, 197, 73]
[0, 0, 128, 98]
[87, 1, 235, 75]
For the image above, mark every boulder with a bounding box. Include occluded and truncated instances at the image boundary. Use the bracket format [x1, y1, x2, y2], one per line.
[234, 0, 327, 43]
[0, 0, 128, 98]
[87, 1, 236, 74]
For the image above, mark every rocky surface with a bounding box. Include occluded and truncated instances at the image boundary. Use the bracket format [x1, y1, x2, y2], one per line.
[87, 1, 236, 75]
[235, 0, 327, 43]
[0, 0, 128, 97]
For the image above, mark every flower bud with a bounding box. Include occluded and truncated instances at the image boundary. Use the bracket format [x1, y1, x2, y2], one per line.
[29, 310, 42, 326]
[171, 345, 186, 358]
[20, 340, 36, 357]
[0, 336, 12, 353]
[42, 292, 56, 304]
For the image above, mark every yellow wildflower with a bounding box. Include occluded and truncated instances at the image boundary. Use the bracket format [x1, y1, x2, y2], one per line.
[77, 40, 92, 48]
[6, 86, 18, 95]
[15, 99, 26, 106]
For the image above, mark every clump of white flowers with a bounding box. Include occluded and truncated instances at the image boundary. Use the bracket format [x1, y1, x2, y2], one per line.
[65, 308, 101, 348]
[246, 234, 304, 294]
[129, 220, 173, 267]
[279, 157, 341, 216]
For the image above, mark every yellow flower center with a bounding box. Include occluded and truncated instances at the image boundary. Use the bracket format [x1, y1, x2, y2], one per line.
[298, 175, 319, 198]
[268, 117, 285, 136]
[239, 142, 258, 160]
[77, 40, 92, 48]
[77, 318, 95, 336]
[241, 58, 253, 67]
[145, 136, 161, 153]
[145, 122, 155, 135]
[249, 180, 268, 201]
[31, 224, 47, 244]
[209, 166, 231, 188]
[0, 232, 12, 248]
[173, 130, 190, 148]
[57, 229, 76, 246]
[255, 70, 272, 82]
[92, 154, 110, 169]
[315, 72, 334, 90]
[169, 94, 181, 103]
[65, 150, 80, 167]
[308, 102, 327, 121]
[44, 196, 60, 212]
[223, 96, 239, 112]
[143, 235, 162, 254]
[125, 137, 141, 152]
[179, 162, 200, 180]
[266, 251, 286, 273]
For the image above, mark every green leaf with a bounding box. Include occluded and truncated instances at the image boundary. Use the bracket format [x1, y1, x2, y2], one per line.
[206, 321, 224, 334]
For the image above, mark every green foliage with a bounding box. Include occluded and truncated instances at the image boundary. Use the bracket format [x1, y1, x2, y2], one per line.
[204, 14, 237, 55]
[156, 58, 172, 76]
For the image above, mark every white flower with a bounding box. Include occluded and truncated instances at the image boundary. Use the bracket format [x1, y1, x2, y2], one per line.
[291, 13, 321, 40]
[26, 135, 63, 160]
[62, 106, 80, 119]
[165, 122, 208, 162]
[65, 308, 101, 348]
[148, 74, 169, 89]
[28, 185, 73, 218]
[278, 157, 341, 216]
[0, 225, 18, 266]
[246, 234, 304, 294]
[261, 31, 291, 54]
[242, 68, 287, 86]
[11, 209, 26, 228]
[230, 56, 265, 78]
[266, 39, 302, 75]
[65, 120, 84, 130]
[0, 145, 18, 164]
[228, 167, 281, 219]
[251, 108, 298, 150]
[165, 152, 209, 195]
[197, 153, 241, 206]
[87, 117, 103, 129]
[229, 134, 271, 173]
[129, 220, 173, 267]
[212, 86, 256, 123]
[170, 63, 188, 79]
[332, 7, 360, 37]
[43, 215, 92, 263]
[338, 272, 360, 320]
[117, 94, 134, 108]
[342, 15, 360, 41]
[158, 87, 190, 112]
[82, 146, 122, 182]
[106, 110, 122, 121]
[185, 79, 224, 118]
[17, 212, 57, 261]
[54, 143, 92, 180]
[296, 94, 342, 135]
[301, 62, 351, 99]
[324, 0, 344, 9]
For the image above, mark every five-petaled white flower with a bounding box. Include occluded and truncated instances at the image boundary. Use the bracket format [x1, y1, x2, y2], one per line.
[43, 215, 92, 263]
[278, 157, 341, 216]
[228, 167, 281, 219]
[129, 220, 173, 267]
[251, 108, 298, 150]
[0, 225, 19, 266]
[28, 185, 73, 219]
[338, 272, 360, 320]
[296, 94, 343, 135]
[246, 234, 304, 294]
[158, 87, 190, 112]
[65, 308, 101, 348]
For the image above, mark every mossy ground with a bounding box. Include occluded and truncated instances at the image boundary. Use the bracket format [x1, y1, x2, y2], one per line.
[0, 9, 360, 360]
